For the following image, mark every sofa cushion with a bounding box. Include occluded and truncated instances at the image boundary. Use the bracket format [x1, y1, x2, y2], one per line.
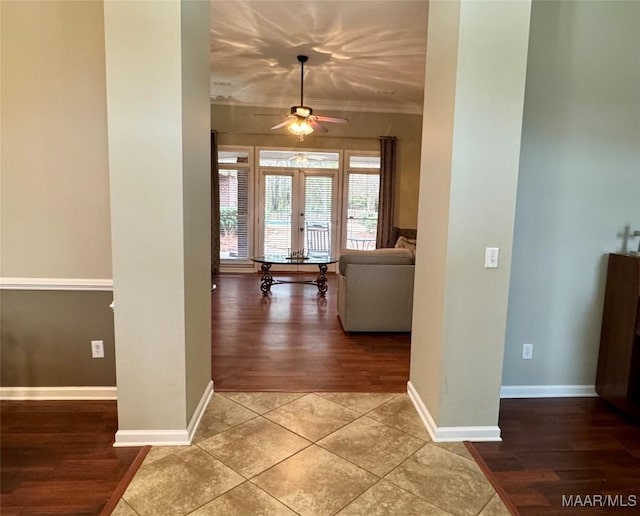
[338, 248, 414, 275]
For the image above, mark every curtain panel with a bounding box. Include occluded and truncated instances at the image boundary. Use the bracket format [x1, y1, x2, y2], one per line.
[376, 136, 397, 248]
[211, 131, 221, 276]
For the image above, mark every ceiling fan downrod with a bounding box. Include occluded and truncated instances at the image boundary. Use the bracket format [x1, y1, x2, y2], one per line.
[297, 55, 308, 106]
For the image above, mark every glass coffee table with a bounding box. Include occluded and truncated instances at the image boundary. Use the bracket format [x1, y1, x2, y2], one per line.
[251, 255, 338, 296]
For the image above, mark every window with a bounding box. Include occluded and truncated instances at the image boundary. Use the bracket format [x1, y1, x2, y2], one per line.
[344, 153, 381, 250]
[259, 150, 339, 169]
[217, 147, 380, 269]
[218, 148, 252, 262]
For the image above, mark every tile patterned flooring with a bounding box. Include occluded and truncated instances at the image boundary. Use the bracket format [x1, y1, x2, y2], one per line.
[113, 393, 509, 516]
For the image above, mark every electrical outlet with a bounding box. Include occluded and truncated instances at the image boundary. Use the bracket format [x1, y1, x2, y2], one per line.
[484, 247, 499, 268]
[522, 343, 533, 360]
[91, 340, 105, 359]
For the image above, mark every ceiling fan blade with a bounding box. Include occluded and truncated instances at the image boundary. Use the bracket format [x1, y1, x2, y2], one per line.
[314, 115, 349, 124]
[309, 120, 328, 133]
[270, 120, 291, 130]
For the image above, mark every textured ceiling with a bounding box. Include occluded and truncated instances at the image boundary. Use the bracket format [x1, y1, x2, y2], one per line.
[210, 0, 429, 114]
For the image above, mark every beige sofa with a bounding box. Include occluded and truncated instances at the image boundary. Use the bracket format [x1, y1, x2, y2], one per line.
[337, 248, 415, 332]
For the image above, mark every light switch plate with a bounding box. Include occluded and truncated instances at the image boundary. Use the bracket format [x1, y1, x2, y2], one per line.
[484, 247, 499, 268]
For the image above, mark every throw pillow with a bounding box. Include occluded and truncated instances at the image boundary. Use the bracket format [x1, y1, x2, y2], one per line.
[394, 236, 417, 257]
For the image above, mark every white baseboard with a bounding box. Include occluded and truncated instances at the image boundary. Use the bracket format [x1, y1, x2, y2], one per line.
[407, 381, 502, 442]
[113, 429, 191, 447]
[187, 380, 214, 442]
[500, 384, 597, 398]
[219, 266, 255, 273]
[0, 386, 117, 400]
[0, 277, 113, 291]
[113, 380, 214, 447]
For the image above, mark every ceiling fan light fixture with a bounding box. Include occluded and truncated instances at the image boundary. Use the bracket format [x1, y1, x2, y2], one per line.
[288, 118, 314, 138]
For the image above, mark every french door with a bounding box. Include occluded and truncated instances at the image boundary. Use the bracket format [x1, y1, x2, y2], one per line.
[258, 168, 338, 269]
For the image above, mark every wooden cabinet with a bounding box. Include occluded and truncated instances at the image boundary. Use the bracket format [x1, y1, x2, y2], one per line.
[596, 253, 640, 419]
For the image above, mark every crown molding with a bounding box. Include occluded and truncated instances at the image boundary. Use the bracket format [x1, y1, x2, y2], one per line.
[211, 96, 423, 116]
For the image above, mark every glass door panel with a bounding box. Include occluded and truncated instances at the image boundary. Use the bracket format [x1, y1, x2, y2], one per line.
[302, 174, 334, 258]
[263, 174, 294, 255]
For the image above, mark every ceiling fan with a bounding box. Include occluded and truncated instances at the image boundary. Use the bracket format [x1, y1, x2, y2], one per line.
[268, 55, 349, 141]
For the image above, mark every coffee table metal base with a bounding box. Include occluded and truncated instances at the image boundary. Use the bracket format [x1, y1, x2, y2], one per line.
[259, 262, 329, 296]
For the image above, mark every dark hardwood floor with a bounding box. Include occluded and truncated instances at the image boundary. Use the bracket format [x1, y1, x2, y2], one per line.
[1, 400, 143, 515]
[468, 398, 640, 515]
[211, 272, 411, 391]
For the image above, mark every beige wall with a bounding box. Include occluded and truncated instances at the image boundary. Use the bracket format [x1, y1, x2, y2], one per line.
[105, 0, 211, 432]
[181, 0, 213, 423]
[211, 104, 423, 228]
[411, 0, 531, 428]
[0, 0, 112, 279]
[410, 0, 461, 421]
[105, 0, 187, 430]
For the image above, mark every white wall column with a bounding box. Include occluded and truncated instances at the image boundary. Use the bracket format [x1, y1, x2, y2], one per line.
[103, 0, 212, 445]
[409, 0, 531, 441]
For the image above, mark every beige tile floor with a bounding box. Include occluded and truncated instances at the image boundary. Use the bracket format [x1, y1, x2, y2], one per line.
[112, 393, 510, 516]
